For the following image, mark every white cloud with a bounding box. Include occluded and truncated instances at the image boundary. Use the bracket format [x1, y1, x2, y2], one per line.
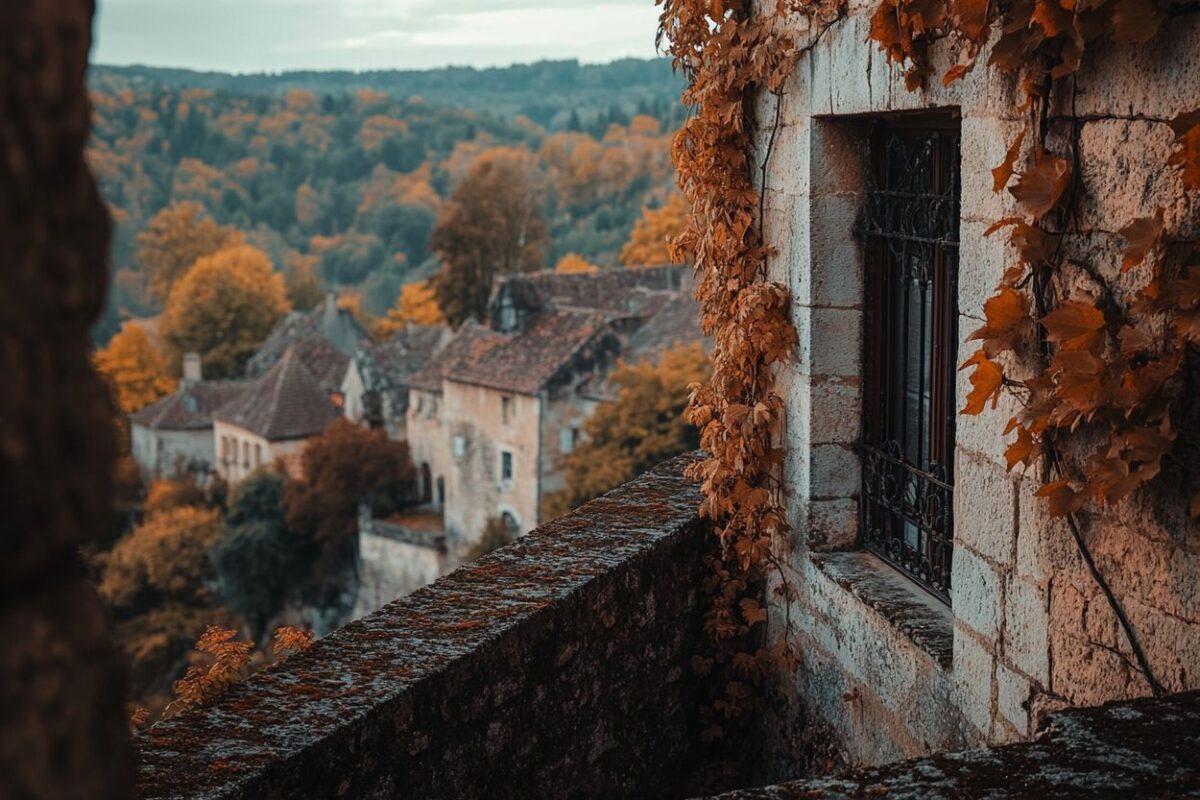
[94, 0, 660, 71]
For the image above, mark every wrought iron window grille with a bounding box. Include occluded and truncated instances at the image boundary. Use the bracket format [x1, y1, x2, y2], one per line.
[856, 122, 960, 604]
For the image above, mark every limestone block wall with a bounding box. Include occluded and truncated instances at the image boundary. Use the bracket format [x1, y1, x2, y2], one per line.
[441, 380, 542, 550]
[136, 456, 709, 800]
[761, 4, 1200, 770]
[352, 521, 447, 618]
[132, 425, 216, 479]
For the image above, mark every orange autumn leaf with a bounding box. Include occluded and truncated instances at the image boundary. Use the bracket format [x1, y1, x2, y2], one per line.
[960, 349, 1004, 415]
[1041, 300, 1105, 352]
[1009, 150, 1070, 217]
[1004, 422, 1040, 471]
[1168, 110, 1200, 190]
[1120, 210, 1164, 272]
[969, 286, 1033, 356]
[1035, 480, 1087, 517]
[992, 128, 1026, 192]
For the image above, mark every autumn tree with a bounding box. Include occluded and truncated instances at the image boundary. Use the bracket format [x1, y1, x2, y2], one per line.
[94, 321, 177, 415]
[160, 244, 291, 378]
[555, 253, 599, 274]
[378, 281, 445, 335]
[431, 147, 548, 325]
[211, 469, 303, 637]
[101, 506, 222, 614]
[284, 420, 418, 573]
[620, 193, 691, 267]
[543, 343, 710, 519]
[137, 201, 244, 302]
[283, 252, 324, 311]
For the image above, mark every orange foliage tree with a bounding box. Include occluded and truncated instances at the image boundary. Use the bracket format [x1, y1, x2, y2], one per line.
[554, 253, 600, 274]
[620, 193, 691, 267]
[136, 201, 244, 302]
[160, 244, 291, 378]
[94, 321, 176, 415]
[378, 281, 445, 335]
[431, 147, 549, 325]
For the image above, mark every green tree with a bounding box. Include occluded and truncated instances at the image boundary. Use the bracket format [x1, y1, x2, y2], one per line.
[160, 244, 291, 378]
[211, 470, 303, 637]
[543, 343, 710, 519]
[137, 201, 244, 301]
[431, 147, 548, 325]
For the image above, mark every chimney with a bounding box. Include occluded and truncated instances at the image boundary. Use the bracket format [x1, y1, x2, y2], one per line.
[324, 290, 338, 326]
[182, 352, 202, 384]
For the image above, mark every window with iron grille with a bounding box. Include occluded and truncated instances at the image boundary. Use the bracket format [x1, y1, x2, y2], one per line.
[858, 120, 960, 604]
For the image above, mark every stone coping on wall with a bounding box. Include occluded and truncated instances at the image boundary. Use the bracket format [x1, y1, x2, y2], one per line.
[810, 551, 954, 668]
[136, 453, 708, 800]
[704, 690, 1200, 798]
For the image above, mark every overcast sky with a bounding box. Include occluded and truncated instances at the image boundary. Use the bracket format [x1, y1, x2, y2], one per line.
[94, 0, 663, 73]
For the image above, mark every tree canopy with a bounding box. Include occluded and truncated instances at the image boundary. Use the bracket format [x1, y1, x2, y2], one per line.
[543, 343, 710, 519]
[431, 147, 549, 325]
[620, 193, 690, 267]
[137, 202, 244, 302]
[160, 244, 291, 378]
[94, 321, 177, 415]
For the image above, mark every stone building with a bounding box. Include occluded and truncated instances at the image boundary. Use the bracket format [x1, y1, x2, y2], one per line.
[129, 353, 246, 479]
[404, 267, 705, 557]
[212, 347, 341, 484]
[246, 290, 366, 381]
[341, 324, 448, 439]
[754, 5, 1200, 768]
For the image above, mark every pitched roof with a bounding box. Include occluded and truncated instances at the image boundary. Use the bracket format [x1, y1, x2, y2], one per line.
[406, 323, 499, 394]
[290, 335, 350, 395]
[624, 293, 707, 363]
[130, 380, 248, 431]
[490, 265, 688, 321]
[215, 347, 340, 440]
[245, 294, 367, 379]
[444, 311, 615, 395]
[356, 325, 449, 394]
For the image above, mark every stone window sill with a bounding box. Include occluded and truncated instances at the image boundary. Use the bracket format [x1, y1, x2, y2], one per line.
[809, 550, 953, 669]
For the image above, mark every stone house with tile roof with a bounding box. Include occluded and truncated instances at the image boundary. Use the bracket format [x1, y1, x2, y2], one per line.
[213, 346, 341, 484]
[245, 291, 366, 381]
[404, 267, 706, 560]
[130, 353, 248, 479]
[341, 324, 448, 440]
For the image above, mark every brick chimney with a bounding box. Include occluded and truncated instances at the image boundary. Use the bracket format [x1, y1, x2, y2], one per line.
[182, 352, 202, 384]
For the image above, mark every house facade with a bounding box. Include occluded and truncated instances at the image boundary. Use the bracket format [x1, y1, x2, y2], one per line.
[341, 324, 447, 440]
[213, 347, 340, 484]
[758, 7, 1200, 768]
[129, 353, 246, 479]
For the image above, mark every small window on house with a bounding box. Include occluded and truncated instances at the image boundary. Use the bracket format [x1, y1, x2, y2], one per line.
[560, 427, 579, 454]
[254, 443, 262, 467]
[221, 437, 229, 463]
[500, 450, 513, 484]
[453, 435, 465, 457]
[501, 395, 513, 425]
[242, 440, 250, 468]
[859, 120, 960, 604]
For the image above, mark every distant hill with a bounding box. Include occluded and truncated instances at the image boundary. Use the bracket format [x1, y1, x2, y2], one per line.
[89, 58, 687, 132]
[88, 58, 685, 345]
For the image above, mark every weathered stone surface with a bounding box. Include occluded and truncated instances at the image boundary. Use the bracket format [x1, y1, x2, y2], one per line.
[703, 691, 1200, 799]
[137, 455, 710, 800]
[1001, 576, 1049, 686]
[950, 546, 1002, 641]
[0, 2, 132, 798]
[953, 455, 1016, 569]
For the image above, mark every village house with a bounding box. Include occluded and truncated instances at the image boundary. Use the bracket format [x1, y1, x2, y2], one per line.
[129, 352, 246, 479]
[340, 324, 448, 440]
[212, 347, 341, 484]
[245, 290, 367, 382]
[402, 266, 705, 559]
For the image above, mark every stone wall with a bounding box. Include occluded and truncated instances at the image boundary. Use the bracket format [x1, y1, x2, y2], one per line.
[352, 513, 448, 618]
[0, 1, 133, 796]
[136, 455, 710, 800]
[761, 4, 1200, 769]
[707, 690, 1200, 799]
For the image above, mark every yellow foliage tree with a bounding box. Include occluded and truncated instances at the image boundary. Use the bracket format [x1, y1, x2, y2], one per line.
[100, 505, 222, 611]
[620, 193, 691, 267]
[137, 201, 244, 302]
[160, 245, 291, 379]
[554, 253, 599, 274]
[94, 321, 177, 415]
[379, 282, 445, 335]
[542, 343, 710, 519]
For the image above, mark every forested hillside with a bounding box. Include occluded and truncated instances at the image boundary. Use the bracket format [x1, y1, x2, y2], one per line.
[88, 59, 686, 344]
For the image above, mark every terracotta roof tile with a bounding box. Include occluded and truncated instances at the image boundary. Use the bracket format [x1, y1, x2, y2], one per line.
[130, 380, 248, 431]
[215, 347, 340, 440]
